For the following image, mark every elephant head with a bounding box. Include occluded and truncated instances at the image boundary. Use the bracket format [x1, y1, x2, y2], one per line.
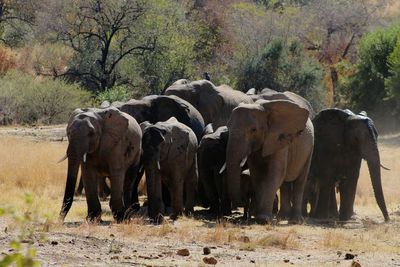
[60, 107, 131, 221]
[226, 100, 309, 204]
[344, 114, 389, 221]
[117, 99, 151, 123]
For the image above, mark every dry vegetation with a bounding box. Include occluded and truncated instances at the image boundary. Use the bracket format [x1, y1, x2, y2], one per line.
[0, 134, 400, 266]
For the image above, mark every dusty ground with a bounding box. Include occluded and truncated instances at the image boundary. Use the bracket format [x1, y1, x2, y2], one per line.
[0, 125, 399, 266]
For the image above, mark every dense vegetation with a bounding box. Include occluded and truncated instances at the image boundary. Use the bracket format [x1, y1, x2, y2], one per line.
[0, 0, 399, 129]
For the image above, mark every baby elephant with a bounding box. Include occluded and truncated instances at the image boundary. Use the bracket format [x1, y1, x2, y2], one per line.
[141, 117, 198, 222]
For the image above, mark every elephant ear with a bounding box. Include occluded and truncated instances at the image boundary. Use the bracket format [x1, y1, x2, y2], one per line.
[97, 107, 129, 151]
[259, 100, 309, 157]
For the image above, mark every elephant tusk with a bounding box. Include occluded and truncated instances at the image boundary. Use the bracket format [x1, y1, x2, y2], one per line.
[57, 154, 68, 163]
[83, 153, 87, 163]
[240, 156, 248, 168]
[157, 161, 161, 170]
[380, 163, 390, 171]
[219, 163, 226, 174]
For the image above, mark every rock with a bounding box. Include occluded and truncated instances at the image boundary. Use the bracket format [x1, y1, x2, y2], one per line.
[283, 259, 290, 263]
[203, 247, 211, 255]
[110, 256, 119, 260]
[203, 257, 218, 265]
[345, 253, 355, 260]
[351, 260, 361, 267]
[177, 249, 190, 256]
[51, 241, 58, 245]
[236, 256, 241, 260]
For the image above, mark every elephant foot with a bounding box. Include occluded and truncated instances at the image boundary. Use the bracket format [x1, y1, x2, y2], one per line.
[86, 211, 102, 224]
[124, 204, 141, 220]
[276, 210, 291, 221]
[255, 214, 274, 225]
[151, 214, 164, 224]
[184, 208, 194, 217]
[288, 214, 304, 225]
[113, 210, 126, 223]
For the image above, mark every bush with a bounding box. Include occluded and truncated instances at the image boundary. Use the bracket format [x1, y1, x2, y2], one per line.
[96, 85, 133, 104]
[236, 38, 326, 111]
[0, 71, 91, 125]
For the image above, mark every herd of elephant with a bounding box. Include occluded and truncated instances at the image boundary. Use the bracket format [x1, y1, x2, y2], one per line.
[58, 79, 390, 225]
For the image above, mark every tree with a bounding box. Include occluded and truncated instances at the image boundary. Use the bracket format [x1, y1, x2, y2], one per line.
[339, 25, 400, 110]
[0, 0, 37, 46]
[42, 0, 155, 92]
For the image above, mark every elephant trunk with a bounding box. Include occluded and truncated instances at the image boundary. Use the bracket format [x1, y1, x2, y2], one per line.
[145, 156, 163, 222]
[59, 142, 82, 221]
[226, 132, 247, 206]
[364, 145, 390, 222]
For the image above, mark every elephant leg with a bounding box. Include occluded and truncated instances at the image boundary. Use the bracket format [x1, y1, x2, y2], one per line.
[277, 182, 291, 220]
[130, 163, 144, 208]
[109, 174, 125, 222]
[171, 178, 184, 220]
[97, 176, 109, 200]
[289, 154, 311, 224]
[219, 172, 231, 216]
[184, 161, 197, 216]
[314, 176, 335, 220]
[201, 169, 219, 214]
[328, 185, 338, 218]
[146, 169, 164, 223]
[339, 175, 359, 221]
[75, 174, 84, 196]
[124, 164, 141, 211]
[81, 167, 101, 222]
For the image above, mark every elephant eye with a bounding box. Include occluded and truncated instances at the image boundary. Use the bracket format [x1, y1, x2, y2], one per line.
[250, 127, 257, 133]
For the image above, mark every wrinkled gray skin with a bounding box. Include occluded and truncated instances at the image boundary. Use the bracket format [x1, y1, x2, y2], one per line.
[112, 95, 205, 142]
[246, 88, 316, 119]
[59, 107, 142, 223]
[165, 79, 253, 128]
[141, 117, 198, 222]
[226, 99, 314, 224]
[308, 108, 389, 222]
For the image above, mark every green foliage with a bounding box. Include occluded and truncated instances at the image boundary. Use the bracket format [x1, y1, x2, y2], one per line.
[120, 0, 198, 95]
[236, 38, 326, 110]
[339, 24, 400, 110]
[0, 194, 40, 267]
[96, 85, 132, 104]
[0, 71, 91, 125]
[385, 38, 400, 99]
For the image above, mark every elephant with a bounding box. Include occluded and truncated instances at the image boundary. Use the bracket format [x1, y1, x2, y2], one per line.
[59, 107, 142, 222]
[112, 94, 206, 207]
[113, 95, 205, 142]
[164, 79, 253, 128]
[225, 99, 314, 224]
[197, 125, 231, 215]
[308, 108, 389, 222]
[140, 117, 198, 222]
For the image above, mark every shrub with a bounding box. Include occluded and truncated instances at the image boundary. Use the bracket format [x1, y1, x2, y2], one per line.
[96, 85, 133, 104]
[236, 38, 327, 111]
[0, 71, 91, 125]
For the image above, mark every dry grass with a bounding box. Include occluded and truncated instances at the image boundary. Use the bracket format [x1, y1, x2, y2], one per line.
[0, 134, 399, 261]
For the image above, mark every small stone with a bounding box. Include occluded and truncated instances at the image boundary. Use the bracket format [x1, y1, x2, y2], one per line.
[345, 253, 355, 260]
[110, 234, 115, 237]
[177, 248, 190, 256]
[283, 259, 290, 263]
[51, 241, 58, 245]
[110, 256, 119, 260]
[124, 256, 131, 259]
[351, 260, 361, 267]
[250, 259, 255, 263]
[236, 256, 241, 260]
[203, 247, 211, 255]
[203, 257, 218, 265]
